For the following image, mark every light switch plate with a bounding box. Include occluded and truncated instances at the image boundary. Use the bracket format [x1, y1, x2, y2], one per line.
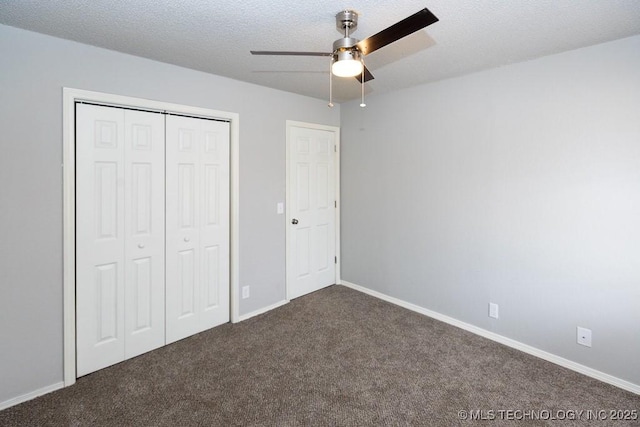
[489, 302, 499, 319]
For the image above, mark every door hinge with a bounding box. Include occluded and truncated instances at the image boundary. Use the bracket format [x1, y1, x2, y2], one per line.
[334, 200, 337, 208]
[334, 144, 337, 152]
[335, 256, 337, 264]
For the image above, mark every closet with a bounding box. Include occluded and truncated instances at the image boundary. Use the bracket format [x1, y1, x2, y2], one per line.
[75, 103, 230, 376]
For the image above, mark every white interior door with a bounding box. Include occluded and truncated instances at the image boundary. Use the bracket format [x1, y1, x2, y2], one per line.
[76, 104, 165, 376]
[165, 115, 230, 344]
[287, 123, 337, 300]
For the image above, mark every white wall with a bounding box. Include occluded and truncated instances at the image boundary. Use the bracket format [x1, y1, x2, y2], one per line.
[340, 35, 640, 388]
[0, 24, 339, 404]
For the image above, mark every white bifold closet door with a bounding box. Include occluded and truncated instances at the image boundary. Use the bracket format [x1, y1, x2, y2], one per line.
[76, 104, 165, 376]
[165, 115, 230, 344]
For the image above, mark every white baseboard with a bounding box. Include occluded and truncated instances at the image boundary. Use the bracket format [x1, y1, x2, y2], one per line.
[0, 381, 65, 411]
[1, 300, 288, 410]
[237, 299, 288, 322]
[340, 280, 640, 395]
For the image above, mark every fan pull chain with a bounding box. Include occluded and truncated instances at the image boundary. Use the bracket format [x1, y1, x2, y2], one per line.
[328, 57, 334, 108]
[360, 57, 366, 108]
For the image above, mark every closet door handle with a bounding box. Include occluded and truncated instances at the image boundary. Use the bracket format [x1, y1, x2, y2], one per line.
[291, 218, 299, 225]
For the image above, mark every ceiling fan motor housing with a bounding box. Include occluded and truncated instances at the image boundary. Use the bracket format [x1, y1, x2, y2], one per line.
[333, 37, 359, 52]
[333, 37, 361, 64]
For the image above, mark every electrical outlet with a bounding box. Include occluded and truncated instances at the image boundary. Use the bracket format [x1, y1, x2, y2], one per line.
[277, 202, 284, 214]
[489, 302, 499, 319]
[242, 286, 250, 299]
[577, 327, 592, 347]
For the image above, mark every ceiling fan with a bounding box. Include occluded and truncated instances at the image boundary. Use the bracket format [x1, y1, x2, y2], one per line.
[251, 7, 439, 106]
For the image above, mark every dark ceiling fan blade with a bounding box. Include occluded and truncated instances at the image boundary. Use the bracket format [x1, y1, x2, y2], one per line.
[250, 51, 332, 57]
[355, 65, 375, 83]
[355, 7, 438, 56]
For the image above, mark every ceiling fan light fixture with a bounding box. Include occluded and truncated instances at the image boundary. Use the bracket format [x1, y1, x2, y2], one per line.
[332, 50, 363, 77]
[251, 7, 440, 101]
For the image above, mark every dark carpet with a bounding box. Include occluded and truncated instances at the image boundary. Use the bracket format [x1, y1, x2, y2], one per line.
[1, 285, 638, 426]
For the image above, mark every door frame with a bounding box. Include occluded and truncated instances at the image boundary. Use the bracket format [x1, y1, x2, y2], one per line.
[285, 120, 341, 301]
[62, 88, 240, 386]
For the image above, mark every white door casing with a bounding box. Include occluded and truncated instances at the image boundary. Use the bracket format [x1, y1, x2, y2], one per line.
[76, 104, 165, 376]
[286, 121, 340, 300]
[165, 115, 230, 344]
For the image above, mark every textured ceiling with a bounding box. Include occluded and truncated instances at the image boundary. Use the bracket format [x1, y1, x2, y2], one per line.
[2, 0, 640, 103]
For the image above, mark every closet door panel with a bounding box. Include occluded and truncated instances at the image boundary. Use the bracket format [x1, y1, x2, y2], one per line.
[76, 104, 127, 376]
[166, 117, 202, 343]
[166, 116, 230, 344]
[200, 123, 230, 327]
[123, 110, 165, 359]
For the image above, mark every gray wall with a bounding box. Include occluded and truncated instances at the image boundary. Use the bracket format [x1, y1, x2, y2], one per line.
[0, 24, 339, 404]
[341, 35, 640, 387]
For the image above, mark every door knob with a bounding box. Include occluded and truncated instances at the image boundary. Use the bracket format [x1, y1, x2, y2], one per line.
[291, 218, 299, 225]
[184, 237, 190, 242]
[138, 243, 145, 249]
